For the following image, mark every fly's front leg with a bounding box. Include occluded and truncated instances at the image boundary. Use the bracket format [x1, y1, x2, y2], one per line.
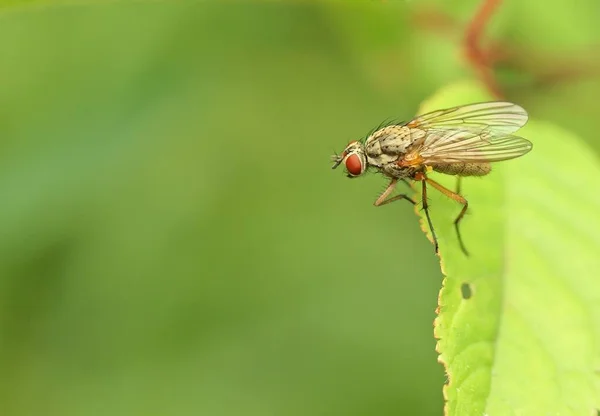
[374, 179, 416, 207]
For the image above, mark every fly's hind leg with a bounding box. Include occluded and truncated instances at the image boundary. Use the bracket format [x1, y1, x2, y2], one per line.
[420, 177, 440, 255]
[453, 202, 469, 256]
[426, 177, 470, 256]
[374, 179, 416, 207]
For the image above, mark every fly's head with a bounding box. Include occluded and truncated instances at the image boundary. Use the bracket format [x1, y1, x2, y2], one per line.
[331, 140, 367, 178]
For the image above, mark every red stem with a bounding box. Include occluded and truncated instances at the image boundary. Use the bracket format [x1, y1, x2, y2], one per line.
[463, 0, 504, 98]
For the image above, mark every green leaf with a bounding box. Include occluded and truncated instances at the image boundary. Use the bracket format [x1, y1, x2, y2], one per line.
[416, 81, 600, 415]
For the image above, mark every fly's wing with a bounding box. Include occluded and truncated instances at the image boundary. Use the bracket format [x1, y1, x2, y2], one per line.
[406, 101, 528, 135]
[403, 101, 531, 164]
[418, 129, 532, 164]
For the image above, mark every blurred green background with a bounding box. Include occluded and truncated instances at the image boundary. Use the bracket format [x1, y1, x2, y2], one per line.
[0, 1, 598, 415]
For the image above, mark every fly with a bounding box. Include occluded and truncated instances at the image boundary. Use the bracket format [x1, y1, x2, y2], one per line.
[331, 101, 532, 256]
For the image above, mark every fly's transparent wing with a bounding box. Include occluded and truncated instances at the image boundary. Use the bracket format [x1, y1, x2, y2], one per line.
[406, 102, 528, 135]
[419, 129, 532, 164]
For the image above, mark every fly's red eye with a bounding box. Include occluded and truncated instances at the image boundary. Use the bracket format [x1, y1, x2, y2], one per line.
[345, 154, 363, 176]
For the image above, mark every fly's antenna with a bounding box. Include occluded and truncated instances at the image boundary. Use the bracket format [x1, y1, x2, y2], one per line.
[331, 147, 343, 169]
[331, 151, 343, 169]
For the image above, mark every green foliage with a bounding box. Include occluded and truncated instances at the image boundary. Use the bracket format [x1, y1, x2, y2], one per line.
[0, 3, 444, 416]
[417, 82, 600, 415]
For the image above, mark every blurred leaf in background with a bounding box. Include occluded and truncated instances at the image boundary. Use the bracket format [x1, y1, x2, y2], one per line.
[0, 3, 443, 416]
[0, 1, 598, 416]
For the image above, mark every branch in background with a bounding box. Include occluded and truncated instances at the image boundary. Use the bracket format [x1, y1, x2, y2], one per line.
[463, 0, 504, 98]
[411, 2, 600, 95]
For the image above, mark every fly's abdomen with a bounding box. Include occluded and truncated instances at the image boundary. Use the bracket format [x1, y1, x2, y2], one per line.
[433, 163, 491, 176]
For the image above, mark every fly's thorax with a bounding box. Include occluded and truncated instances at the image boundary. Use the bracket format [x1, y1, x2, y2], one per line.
[364, 125, 426, 168]
[365, 126, 426, 156]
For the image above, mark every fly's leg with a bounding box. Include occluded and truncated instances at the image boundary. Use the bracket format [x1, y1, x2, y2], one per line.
[374, 179, 416, 207]
[456, 176, 462, 195]
[419, 177, 440, 255]
[377, 194, 416, 206]
[426, 177, 470, 256]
